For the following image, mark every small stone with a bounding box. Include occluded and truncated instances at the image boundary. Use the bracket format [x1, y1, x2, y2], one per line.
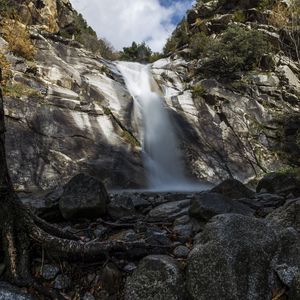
[54, 275, 72, 290]
[145, 228, 172, 246]
[41, 264, 60, 280]
[83, 292, 95, 300]
[94, 225, 107, 238]
[173, 246, 190, 258]
[123, 263, 137, 273]
[173, 224, 193, 243]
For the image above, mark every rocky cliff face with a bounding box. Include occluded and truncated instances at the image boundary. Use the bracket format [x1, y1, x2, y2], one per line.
[6, 0, 74, 33]
[0, 0, 299, 192]
[152, 0, 300, 184]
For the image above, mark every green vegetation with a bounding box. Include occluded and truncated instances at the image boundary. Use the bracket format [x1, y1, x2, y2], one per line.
[59, 12, 118, 60]
[163, 19, 189, 55]
[119, 41, 162, 63]
[192, 82, 206, 98]
[197, 26, 272, 78]
[3, 82, 40, 98]
[0, 0, 18, 18]
[233, 10, 246, 23]
[1, 19, 36, 60]
[0, 51, 11, 86]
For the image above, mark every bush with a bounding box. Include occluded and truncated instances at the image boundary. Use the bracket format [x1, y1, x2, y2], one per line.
[1, 20, 36, 60]
[233, 10, 246, 23]
[0, 51, 11, 86]
[3, 82, 40, 98]
[199, 25, 272, 78]
[192, 82, 206, 98]
[120, 42, 155, 63]
[190, 32, 210, 58]
[163, 19, 189, 55]
[59, 12, 118, 60]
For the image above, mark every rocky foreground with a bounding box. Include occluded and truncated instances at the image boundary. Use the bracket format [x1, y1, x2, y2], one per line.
[1, 172, 299, 299]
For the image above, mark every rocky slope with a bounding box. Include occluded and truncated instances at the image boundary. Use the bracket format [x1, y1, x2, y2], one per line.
[3, 173, 299, 299]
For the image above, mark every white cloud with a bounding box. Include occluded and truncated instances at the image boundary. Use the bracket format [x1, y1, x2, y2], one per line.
[69, 0, 192, 52]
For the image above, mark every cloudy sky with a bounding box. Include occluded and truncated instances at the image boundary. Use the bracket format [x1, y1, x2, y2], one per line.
[69, 0, 194, 52]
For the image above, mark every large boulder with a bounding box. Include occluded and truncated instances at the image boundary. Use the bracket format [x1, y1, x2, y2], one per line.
[186, 214, 279, 300]
[211, 178, 255, 199]
[59, 173, 108, 220]
[189, 192, 252, 221]
[124, 255, 186, 300]
[257, 172, 300, 196]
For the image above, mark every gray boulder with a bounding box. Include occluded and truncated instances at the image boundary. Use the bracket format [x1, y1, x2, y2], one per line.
[59, 173, 108, 220]
[125, 255, 186, 300]
[186, 214, 278, 300]
[267, 198, 300, 231]
[211, 179, 255, 199]
[0, 282, 34, 300]
[189, 192, 252, 221]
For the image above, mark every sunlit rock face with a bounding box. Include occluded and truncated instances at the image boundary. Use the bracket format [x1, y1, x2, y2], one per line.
[11, 0, 74, 33]
[3, 31, 145, 191]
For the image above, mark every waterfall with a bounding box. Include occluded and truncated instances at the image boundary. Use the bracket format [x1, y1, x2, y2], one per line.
[117, 61, 189, 190]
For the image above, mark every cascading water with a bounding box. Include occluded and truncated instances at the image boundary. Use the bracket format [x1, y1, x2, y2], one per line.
[117, 61, 189, 190]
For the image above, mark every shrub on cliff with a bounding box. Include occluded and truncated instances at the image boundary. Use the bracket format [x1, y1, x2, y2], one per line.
[198, 25, 272, 78]
[120, 41, 162, 63]
[0, 51, 11, 86]
[1, 20, 36, 60]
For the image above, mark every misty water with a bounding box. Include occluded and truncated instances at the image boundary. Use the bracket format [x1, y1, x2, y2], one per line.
[117, 61, 208, 192]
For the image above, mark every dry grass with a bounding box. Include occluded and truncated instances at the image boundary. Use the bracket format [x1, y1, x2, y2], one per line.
[268, 2, 290, 28]
[0, 50, 11, 86]
[1, 19, 36, 60]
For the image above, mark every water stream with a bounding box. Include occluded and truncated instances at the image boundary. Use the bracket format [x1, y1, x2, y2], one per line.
[117, 61, 205, 191]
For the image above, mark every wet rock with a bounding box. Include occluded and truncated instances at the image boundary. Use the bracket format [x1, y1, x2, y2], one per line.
[148, 199, 190, 222]
[145, 228, 172, 247]
[173, 245, 190, 258]
[257, 172, 300, 197]
[186, 214, 278, 300]
[173, 223, 193, 242]
[189, 192, 252, 222]
[108, 194, 137, 220]
[59, 174, 108, 220]
[41, 264, 60, 280]
[54, 275, 72, 290]
[211, 179, 255, 199]
[125, 255, 186, 300]
[0, 282, 34, 300]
